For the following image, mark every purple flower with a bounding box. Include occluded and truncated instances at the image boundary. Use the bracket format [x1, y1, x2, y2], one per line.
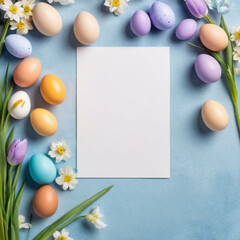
[185, 0, 208, 18]
[7, 138, 28, 166]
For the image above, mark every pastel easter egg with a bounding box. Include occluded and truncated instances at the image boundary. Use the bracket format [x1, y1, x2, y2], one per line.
[13, 57, 41, 87]
[201, 100, 229, 131]
[199, 24, 228, 51]
[40, 74, 66, 105]
[150, 1, 175, 30]
[195, 54, 222, 83]
[175, 19, 197, 40]
[33, 185, 58, 218]
[29, 153, 57, 184]
[8, 91, 31, 119]
[5, 34, 32, 58]
[30, 108, 58, 137]
[130, 10, 151, 36]
[74, 11, 100, 45]
[32, 2, 62, 36]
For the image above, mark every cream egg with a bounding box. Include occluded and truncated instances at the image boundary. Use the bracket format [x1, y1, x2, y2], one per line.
[8, 91, 31, 120]
[201, 100, 229, 131]
[32, 2, 62, 36]
[74, 11, 100, 45]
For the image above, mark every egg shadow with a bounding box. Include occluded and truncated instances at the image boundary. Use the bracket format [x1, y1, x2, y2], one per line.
[68, 24, 84, 49]
[125, 21, 137, 39]
[189, 63, 207, 87]
[196, 108, 213, 135]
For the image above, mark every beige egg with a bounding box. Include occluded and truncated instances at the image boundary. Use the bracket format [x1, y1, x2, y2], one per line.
[32, 2, 62, 36]
[74, 11, 100, 45]
[199, 24, 228, 52]
[201, 100, 229, 131]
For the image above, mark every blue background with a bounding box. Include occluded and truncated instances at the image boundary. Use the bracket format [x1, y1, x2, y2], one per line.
[1, 0, 240, 239]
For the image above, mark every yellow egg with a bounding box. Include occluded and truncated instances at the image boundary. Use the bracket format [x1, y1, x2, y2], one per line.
[40, 74, 66, 105]
[74, 11, 100, 45]
[30, 108, 58, 136]
[32, 2, 62, 36]
[199, 24, 228, 52]
[201, 100, 229, 131]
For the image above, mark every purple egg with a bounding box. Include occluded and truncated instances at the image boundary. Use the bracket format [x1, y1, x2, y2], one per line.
[150, 1, 175, 30]
[176, 19, 197, 40]
[195, 54, 222, 84]
[130, 10, 151, 36]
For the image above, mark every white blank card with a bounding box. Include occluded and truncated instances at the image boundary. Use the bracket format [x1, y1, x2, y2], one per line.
[77, 47, 170, 178]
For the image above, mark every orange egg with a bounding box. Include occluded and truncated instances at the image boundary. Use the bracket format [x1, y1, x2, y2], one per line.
[199, 24, 228, 52]
[33, 185, 58, 218]
[30, 108, 58, 137]
[40, 74, 66, 105]
[13, 58, 41, 87]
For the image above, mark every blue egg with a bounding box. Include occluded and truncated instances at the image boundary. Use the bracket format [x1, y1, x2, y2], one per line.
[29, 153, 57, 184]
[150, 1, 175, 30]
[5, 34, 32, 58]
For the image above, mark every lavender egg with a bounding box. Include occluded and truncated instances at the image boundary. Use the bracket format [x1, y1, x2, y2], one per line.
[130, 10, 151, 36]
[176, 19, 197, 40]
[150, 1, 175, 30]
[195, 54, 222, 84]
[5, 34, 32, 58]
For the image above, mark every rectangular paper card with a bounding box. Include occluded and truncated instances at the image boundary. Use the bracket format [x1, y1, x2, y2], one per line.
[77, 47, 170, 178]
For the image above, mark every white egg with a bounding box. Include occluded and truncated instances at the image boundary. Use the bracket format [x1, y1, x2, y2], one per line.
[8, 91, 31, 119]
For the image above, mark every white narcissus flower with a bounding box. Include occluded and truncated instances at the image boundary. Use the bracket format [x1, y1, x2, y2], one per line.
[10, 18, 33, 35]
[0, 0, 24, 22]
[85, 206, 107, 229]
[48, 141, 71, 163]
[47, 0, 75, 5]
[230, 25, 240, 46]
[55, 165, 78, 190]
[18, 215, 31, 229]
[233, 46, 240, 63]
[21, 0, 35, 19]
[53, 228, 73, 240]
[104, 0, 129, 15]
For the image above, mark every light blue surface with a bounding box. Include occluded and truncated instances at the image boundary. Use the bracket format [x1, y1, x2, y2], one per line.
[1, 0, 240, 239]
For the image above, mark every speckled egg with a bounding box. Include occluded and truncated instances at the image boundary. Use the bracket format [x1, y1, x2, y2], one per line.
[5, 34, 32, 58]
[150, 1, 175, 30]
[30, 108, 58, 137]
[33, 185, 58, 218]
[199, 24, 228, 51]
[13, 57, 41, 87]
[29, 153, 57, 184]
[175, 19, 197, 40]
[130, 10, 151, 36]
[195, 54, 222, 84]
[201, 100, 229, 131]
[8, 91, 31, 119]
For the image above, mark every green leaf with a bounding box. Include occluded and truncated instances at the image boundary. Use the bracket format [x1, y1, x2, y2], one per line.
[33, 185, 113, 240]
[5, 126, 14, 153]
[4, 64, 9, 99]
[0, 77, 2, 114]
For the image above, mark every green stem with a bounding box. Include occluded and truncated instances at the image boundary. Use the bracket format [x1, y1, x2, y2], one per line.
[205, 15, 214, 24]
[0, 19, 10, 56]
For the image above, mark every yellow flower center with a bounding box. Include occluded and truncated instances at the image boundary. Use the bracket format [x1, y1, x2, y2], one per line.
[235, 68, 239, 74]
[23, 5, 31, 13]
[17, 22, 25, 30]
[111, 0, 120, 7]
[235, 32, 240, 39]
[57, 147, 65, 155]
[9, 5, 18, 14]
[0, 0, 4, 4]
[18, 221, 21, 227]
[58, 237, 67, 240]
[64, 175, 72, 183]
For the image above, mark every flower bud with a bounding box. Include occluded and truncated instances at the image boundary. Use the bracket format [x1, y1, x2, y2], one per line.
[185, 0, 208, 18]
[7, 138, 28, 166]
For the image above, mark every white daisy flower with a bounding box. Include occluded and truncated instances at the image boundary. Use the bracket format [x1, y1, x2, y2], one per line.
[47, 0, 75, 5]
[0, 0, 24, 22]
[104, 0, 129, 15]
[230, 25, 240, 46]
[55, 165, 78, 190]
[21, 0, 35, 19]
[18, 215, 31, 229]
[85, 206, 107, 229]
[233, 46, 240, 63]
[53, 228, 73, 240]
[48, 141, 71, 163]
[10, 18, 33, 35]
